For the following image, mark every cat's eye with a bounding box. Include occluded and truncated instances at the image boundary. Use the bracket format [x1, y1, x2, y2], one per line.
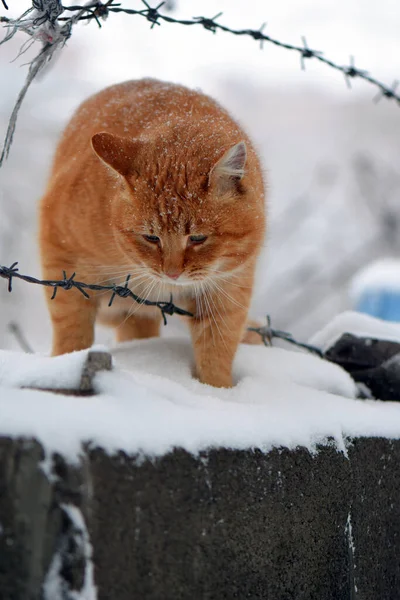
[143, 234, 160, 244]
[189, 235, 208, 244]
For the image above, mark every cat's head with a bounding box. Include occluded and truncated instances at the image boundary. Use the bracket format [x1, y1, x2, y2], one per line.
[91, 131, 264, 287]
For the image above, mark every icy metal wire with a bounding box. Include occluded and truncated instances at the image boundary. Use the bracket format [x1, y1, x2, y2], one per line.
[0, 262, 324, 356]
[0, 262, 193, 324]
[1, 0, 400, 166]
[248, 315, 324, 357]
[61, 0, 400, 104]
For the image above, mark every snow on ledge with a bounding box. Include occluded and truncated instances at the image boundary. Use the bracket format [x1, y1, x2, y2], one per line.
[0, 336, 399, 462]
[0, 350, 88, 390]
[310, 311, 400, 352]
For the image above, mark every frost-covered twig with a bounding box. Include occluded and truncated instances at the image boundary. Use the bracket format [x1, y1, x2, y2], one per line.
[0, 0, 103, 166]
[7, 320, 34, 353]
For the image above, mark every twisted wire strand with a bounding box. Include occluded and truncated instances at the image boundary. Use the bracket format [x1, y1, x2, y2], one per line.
[0, 262, 193, 324]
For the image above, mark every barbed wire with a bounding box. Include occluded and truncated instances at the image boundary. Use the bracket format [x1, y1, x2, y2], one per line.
[50, 1, 400, 102]
[58, 2, 398, 99]
[1, 0, 400, 166]
[0, 262, 193, 324]
[1, 262, 326, 358]
[248, 315, 324, 357]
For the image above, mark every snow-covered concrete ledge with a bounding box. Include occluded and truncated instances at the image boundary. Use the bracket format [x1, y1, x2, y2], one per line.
[1, 316, 400, 598]
[1, 334, 400, 458]
[1, 436, 400, 599]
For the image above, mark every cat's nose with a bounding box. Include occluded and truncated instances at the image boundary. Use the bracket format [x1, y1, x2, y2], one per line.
[165, 269, 182, 280]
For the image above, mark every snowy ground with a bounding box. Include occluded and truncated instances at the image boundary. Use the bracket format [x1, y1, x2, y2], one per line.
[1, 312, 400, 462]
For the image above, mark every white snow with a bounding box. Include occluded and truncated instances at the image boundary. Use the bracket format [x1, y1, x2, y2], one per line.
[0, 335, 400, 462]
[0, 349, 89, 390]
[310, 311, 400, 352]
[350, 259, 400, 300]
[43, 504, 97, 600]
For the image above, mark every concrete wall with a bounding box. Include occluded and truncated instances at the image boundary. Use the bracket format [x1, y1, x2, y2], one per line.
[0, 437, 399, 599]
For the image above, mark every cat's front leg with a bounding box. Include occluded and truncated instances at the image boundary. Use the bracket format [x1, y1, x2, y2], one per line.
[188, 284, 251, 388]
[42, 265, 98, 356]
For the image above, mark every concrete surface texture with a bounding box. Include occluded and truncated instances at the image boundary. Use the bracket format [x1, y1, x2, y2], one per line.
[0, 437, 399, 599]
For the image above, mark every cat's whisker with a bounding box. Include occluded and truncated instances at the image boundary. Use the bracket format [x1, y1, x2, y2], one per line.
[153, 277, 165, 316]
[203, 282, 229, 351]
[93, 269, 150, 287]
[194, 281, 201, 320]
[203, 281, 230, 351]
[75, 261, 132, 269]
[210, 269, 254, 288]
[93, 267, 140, 276]
[114, 276, 157, 330]
[124, 276, 159, 319]
[194, 281, 207, 352]
[213, 265, 251, 279]
[201, 283, 217, 349]
[209, 280, 248, 311]
[93, 272, 150, 299]
[199, 284, 207, 352]
[93, 271, 148, 289]
[74, 266, 147, 282]
[211, 273, 253, 290]
[203, 281, 226, 349]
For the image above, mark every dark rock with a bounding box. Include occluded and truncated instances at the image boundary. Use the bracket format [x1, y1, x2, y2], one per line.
[0, 438, 88, 600]
[78, 351, 112, 394]
[1, 437, 400, 599]
[355, 354, 400, 401]
[325, 333, 400, 400]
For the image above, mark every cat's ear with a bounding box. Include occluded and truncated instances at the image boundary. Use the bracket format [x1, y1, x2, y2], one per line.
[91, 132, 140, 177]
[209, 141, 247, 193]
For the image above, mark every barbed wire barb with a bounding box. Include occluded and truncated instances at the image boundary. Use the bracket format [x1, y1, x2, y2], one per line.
[373, 79, 399, 104]
[248, 315, 324, 358]
[299, 36, 322, 71]
[256, 22, 267, 50]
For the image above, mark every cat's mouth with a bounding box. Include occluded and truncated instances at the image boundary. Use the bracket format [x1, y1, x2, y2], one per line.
[136, 268, 213, 288]
[161, 275, 198, 287]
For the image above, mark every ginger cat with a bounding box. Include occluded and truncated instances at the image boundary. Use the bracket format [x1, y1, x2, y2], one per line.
[39, 79, 266, 388]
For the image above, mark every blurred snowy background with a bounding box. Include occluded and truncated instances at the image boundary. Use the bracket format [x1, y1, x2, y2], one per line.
[1, 0, 400, 353]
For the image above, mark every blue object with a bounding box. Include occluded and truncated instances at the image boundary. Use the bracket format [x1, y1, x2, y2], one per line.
[356, 289, 400, 322]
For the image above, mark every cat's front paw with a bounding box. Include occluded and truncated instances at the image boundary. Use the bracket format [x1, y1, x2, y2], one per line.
[198, 370, 233, 388]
